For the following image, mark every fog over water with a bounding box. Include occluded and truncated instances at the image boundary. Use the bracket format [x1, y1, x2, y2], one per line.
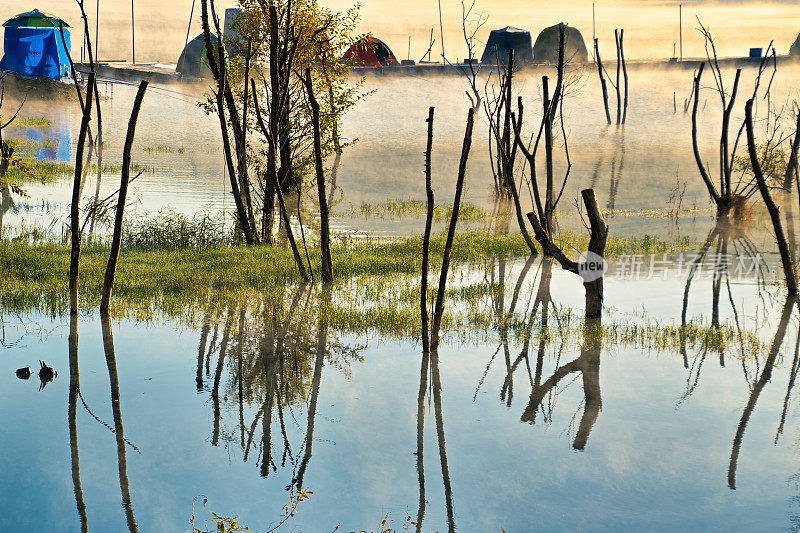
[5, 1, 800, 63]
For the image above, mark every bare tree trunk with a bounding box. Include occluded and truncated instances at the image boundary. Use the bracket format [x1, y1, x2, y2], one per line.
[422, 107, 435, 354]
[614, 30, 622, 125]
[430, 108, 475, 351]
[70, 72, 96, 315]
[542, 76, 554, 238]
[500, 49, 514, 193]
[302, 68, 333, 283]
[582, 189, 609, 318]
[785, 110, 800, 188]
[745, 98, 798, 296]
[691, 63, 723, 209]
[200, 0, 255, 244]
[619, 29, 629, 125]
[720, 69, 741, 199]
[100, 80, 148, 313]
[594, 38, 612, 125]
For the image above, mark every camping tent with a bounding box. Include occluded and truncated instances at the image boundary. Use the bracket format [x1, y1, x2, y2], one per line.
[177, 33, 224, 78]
[0, 9, 71, 81]
[480, 27, 533, 64]
[532, 24, 588, 64]
[342, 36, 397, 67]
[791, 33, 800, 56]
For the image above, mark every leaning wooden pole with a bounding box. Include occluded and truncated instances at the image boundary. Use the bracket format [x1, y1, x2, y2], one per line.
[421, 107, 435, 354]
[303, 67, 333, 283]
[614, 29, 622, 125]
[430, 108, 475, 351]
[70, 72, 96, 315]
[619, 29, 629, 125]
[745, 98, 798, 296]
[100, 80, 148, 313]
[594, 38, 612, 125]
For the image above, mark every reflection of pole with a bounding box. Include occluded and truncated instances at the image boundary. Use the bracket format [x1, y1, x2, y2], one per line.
[131, 0, 135, 64]
[415, 347, 429, 533]
[68, 315, 88, 533]
[101, 314, 139, 533]
[430, 350, 455, 532]
[293, 287, 329, 489]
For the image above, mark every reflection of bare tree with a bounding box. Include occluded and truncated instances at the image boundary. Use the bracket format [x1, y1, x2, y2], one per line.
[728, 297, 795, 489]
[522, 317, 603, 450]
[605, 133, 626, 215]
[193, 284, 358, 490]
[68, 314, 88, 533]
[292, 284, 329, 490]
[211, 308, 232, 447]
[680, 218, 762, 399]
[101, 314, 139, 532]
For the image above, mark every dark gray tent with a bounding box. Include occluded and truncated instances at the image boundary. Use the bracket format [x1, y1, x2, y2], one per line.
[176, 33, 224, 78]
[533, 24, 588, 64]
[480, 26, 533, 64]
[791, 33, 800, 56]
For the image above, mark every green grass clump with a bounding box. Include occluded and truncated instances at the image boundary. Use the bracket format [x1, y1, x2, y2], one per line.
[4, 116, 54, 128]
[347, 199, 492, 223]
[3, 159, 72, 184]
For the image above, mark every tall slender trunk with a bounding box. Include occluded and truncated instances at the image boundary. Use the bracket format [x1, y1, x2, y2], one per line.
[70, 73, 96, 315]
[303, 68, 333, 283]
[431, 108, 475, 350]
[101, 81, 148, 313]
[745, 98, 797, 296]
[594, 38, 612, 125]
[422, 107, 435, 353]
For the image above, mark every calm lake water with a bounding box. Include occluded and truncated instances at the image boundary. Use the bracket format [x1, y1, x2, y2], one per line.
[1, 260, 799, 532]
[4, 57, 800, 531]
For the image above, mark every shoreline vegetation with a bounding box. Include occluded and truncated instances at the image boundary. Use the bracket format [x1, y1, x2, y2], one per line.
[1, 226, 772, 359]
[0, 228, 695, 308]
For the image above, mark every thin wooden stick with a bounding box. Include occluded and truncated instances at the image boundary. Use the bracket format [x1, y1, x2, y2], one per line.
[594, 38, 612, 125]
[431, 108, 475, 351]
[70, 72, 95, 315]
[100, 80, 148, 313]
[422, 107, 435, 354]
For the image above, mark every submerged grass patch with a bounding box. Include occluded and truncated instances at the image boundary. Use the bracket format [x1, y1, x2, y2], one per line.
[345, 199, 493, 223]
[3, 116, 54, 128]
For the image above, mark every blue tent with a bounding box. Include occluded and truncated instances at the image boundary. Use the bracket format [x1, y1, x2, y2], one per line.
[0, 10, 71, 81]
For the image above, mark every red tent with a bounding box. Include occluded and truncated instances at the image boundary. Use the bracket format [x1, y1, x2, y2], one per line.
[342, 36, 397, 67]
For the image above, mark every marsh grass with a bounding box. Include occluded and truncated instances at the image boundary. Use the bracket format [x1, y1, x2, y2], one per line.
[346, 199, 492, 223]
[2, 116, 54, 128]
[141, 144, 186, 154]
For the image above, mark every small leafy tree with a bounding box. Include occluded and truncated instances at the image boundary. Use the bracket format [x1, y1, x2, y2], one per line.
[201, 0, 364, 248]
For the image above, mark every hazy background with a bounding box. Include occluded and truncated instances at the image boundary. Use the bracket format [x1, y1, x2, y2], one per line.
[3, 1, 799, 64]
